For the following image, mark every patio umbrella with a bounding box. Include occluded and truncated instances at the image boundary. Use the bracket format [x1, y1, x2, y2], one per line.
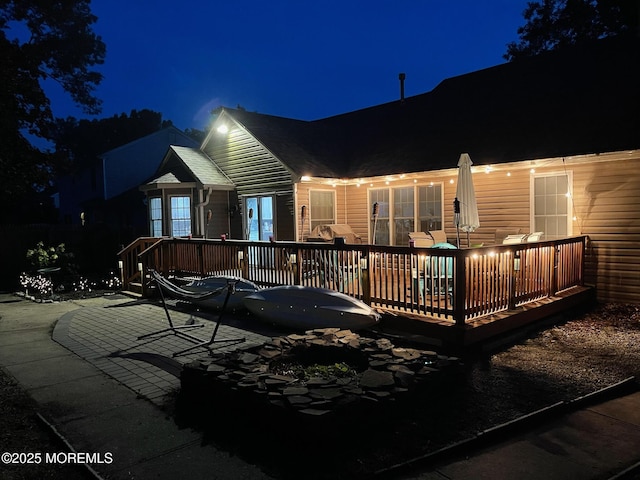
[454, 153, 480, 247]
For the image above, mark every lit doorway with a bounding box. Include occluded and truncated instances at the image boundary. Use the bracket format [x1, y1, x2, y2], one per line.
[245, 196, 274, 241]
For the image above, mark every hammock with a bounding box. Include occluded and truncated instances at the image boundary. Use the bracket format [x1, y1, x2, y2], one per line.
[149, 270, 226, 302]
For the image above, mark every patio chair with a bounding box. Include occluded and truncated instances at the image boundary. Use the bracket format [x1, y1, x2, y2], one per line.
[318, 250, 359, 293]
[428, 230, 448, 244]
[412, 242, 456, 302]
[526, 232, 544, 242]
[495, 228, 522, 244]
[502, 234, 528, 244]
[409, 231, 435, 247]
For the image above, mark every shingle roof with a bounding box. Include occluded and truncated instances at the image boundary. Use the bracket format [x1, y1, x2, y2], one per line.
[221, 35, 640, 178]
[146, 172, 182, 185]
[169, 146, 235, 188]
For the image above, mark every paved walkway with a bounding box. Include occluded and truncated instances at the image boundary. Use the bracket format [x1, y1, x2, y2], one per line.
[0, 293, 274, 479]
[52, 295, 270, 405]
[2, 292, 640, 480]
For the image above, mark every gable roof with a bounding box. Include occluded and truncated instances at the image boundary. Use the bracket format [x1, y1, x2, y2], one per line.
[168, 146, 234, 188]
[213, 35, 640, 179]
[145, 146, 235, 191]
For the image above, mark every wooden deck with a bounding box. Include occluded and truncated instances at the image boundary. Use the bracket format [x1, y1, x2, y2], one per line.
[119, 235, 590, 351]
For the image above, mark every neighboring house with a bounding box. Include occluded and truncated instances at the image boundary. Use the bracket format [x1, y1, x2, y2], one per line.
[57, 126, 199, 235]
[141, 35, 640, 303]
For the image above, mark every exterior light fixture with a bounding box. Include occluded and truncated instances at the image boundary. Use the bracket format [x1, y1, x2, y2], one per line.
[217, 125, 229, 134]
[301, 175, 311, 181]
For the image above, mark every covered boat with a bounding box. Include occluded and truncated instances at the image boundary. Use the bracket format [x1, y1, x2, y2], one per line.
[242, 285, 380, 330]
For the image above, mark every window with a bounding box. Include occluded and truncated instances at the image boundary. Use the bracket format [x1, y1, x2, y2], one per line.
[532, 173, 571, 240]
[309, 190, 335, 230]
[150, 197, 162, 237]
[370, 189, 390, 245]
[394, 187, 414, 247]
[170, 196, 191, 236]
[370, 184, 443, 245]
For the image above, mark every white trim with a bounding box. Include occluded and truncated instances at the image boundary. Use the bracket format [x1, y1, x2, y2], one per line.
[529, 170, 573, 239]
[367, 182, 445, 246]
[309, 188, 336, 231]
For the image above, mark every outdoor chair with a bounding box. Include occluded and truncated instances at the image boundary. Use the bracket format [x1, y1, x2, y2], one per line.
[503, 234, 528, 244]
[409, 231, 435, 247]
[412, 242, 456, 302]
[428, 230, 448, 244]
[318, 250, 360, 293]
[526, 232, 544, 242]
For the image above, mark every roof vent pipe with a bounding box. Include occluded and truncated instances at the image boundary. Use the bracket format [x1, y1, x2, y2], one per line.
[399, 72, 406, 103]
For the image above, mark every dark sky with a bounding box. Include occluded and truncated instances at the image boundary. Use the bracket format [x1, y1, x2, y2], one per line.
[48, 0, 531, 132]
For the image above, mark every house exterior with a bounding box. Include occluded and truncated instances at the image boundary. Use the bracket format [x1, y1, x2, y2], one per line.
[57, 126, 199, 233]
[141, 35, 640, 304]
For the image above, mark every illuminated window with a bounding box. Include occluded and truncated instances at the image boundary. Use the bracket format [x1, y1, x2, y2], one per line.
[170, 196, 191, 236]
[370, 184, 443, 245]
[532, 173, 571, 239]
[309, 190, 335, 230]
[149, 197, 162, 237]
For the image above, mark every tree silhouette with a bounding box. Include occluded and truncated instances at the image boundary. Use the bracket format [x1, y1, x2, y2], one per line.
[0, 0, 105, 220]
[505, 0, 638, 61]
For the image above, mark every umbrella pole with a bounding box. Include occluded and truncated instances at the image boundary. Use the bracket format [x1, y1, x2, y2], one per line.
[372, 202, 379, 245]
[454, 197, 461, 248]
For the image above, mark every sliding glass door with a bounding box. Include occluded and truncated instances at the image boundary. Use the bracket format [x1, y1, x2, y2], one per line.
[245, 196, 274, 241]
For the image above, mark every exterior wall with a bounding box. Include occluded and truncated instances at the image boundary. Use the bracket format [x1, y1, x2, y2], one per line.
[203, 190, 232, 239]
[276, 193, 295, 241]
[293, 151, 640, 304]
[202, 120, 294, 197]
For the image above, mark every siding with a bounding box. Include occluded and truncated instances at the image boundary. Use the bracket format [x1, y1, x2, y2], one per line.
[202, 124, 294, 197]
[294, 151, 640, 304]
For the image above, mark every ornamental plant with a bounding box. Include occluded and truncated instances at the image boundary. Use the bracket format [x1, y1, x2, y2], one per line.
[26, 241, 65, 270]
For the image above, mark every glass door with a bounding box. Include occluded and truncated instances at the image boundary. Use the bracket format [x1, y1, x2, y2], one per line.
[245, 196, 274, 241]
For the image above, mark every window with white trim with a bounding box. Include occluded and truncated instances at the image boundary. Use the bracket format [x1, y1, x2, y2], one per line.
[149, 197, 162, 237]
[370, 189, 390, 245]
[394, 187, 414, 247]
[170, 196, 191, 237]
[418, 184, 443, 231]
[532, 172, 572, 240]
[370, 184, 443, 245]
[309, 190, 335, 230]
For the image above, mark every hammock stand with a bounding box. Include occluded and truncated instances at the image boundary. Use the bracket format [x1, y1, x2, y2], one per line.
[139, 270, 246, 357]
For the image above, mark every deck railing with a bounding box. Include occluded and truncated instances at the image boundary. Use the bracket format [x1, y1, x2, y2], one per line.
[121, 235, 587, 325]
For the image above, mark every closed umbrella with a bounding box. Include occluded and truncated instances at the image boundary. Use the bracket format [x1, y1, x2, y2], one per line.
[454, 153, 480, 247]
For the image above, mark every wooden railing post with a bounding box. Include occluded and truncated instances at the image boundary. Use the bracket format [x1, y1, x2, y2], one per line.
[550, 244, 558, 295]
[508, 248, 518, 310]
[453, 251, 466, 327]
[361, 247, 371, 305]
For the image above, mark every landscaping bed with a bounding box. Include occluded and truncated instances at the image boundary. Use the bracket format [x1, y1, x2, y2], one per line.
[172, 303, 640, 479]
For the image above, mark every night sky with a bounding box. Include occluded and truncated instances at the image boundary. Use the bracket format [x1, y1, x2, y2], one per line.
[48, 0, 531, 132]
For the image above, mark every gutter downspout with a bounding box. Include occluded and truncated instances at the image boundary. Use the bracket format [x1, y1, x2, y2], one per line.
[196, 187, 213, 238]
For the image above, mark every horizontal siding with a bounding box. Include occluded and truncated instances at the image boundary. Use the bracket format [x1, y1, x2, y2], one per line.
[294, 152, 640, 304]
[203, 127, 293, 196]
[571, 157, 640, 303]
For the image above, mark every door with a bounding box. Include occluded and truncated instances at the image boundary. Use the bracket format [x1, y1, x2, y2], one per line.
[245, 196, 274, 241]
